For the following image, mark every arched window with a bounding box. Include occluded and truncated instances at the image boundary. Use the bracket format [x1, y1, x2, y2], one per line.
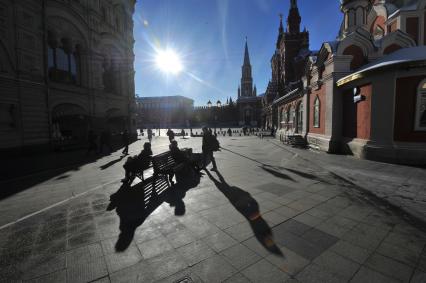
[313, 97, 320, 128]
[48, 38, 81, 85]
[415, 80, 426, 131]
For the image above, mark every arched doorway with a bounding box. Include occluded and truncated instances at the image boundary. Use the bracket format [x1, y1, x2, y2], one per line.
[52, 103, 88, 145]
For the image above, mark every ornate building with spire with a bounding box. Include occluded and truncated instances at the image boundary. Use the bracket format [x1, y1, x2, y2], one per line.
[237, 39, 262, 126]
[268, 0, 426, 165]
[262, 0, 313, 133]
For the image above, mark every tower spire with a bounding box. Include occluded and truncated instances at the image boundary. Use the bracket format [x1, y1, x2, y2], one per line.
[287, 0, 301, 34]
[244, 37, 250, 66]
[276, 13, 284, 49]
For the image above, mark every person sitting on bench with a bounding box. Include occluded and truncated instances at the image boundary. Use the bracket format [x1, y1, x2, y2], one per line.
[122, 142, 153, 185]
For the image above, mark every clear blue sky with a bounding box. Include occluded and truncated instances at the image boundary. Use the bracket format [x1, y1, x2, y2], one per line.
[133, 0, 343, 106]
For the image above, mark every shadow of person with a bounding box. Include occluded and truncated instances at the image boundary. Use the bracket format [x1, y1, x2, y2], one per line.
[205, 169, 283, 256]
[261, 165, 295, 182]
[108, 168, 201, 252]
[100, 155, 125, 170]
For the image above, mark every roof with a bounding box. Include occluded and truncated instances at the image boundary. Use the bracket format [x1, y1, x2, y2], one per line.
[337, 46, 426, 86]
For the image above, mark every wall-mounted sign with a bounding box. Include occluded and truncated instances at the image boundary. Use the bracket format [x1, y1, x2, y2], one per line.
[353, 87, 365, 103]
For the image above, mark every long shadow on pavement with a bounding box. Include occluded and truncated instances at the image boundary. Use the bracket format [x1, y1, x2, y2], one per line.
[205, 169, 283, 256]
[108, 171, 200, 252]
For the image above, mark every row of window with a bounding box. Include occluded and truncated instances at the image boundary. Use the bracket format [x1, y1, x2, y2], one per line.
[47, 46, 80, 84]
[278, 80, 426, 133]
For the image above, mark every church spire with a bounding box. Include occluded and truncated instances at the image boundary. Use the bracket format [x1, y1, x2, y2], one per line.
[287, 0, 301, 34]
[244, 37, 251, 66]
[276, 13, 284, 49]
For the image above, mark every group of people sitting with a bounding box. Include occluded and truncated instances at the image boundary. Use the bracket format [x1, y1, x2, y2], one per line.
[121, 126, 220, 186]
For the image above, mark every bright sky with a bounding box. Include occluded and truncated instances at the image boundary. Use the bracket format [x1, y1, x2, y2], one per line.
[133, 0, 343, 106]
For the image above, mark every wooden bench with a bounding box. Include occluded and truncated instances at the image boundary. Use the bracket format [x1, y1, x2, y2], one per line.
[152, 149, 192, 186]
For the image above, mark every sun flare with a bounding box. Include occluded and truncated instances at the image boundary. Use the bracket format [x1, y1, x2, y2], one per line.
[155, 49, 183, 75]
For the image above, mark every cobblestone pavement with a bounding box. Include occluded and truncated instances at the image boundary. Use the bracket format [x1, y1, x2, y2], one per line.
[0, 136, 425, 283]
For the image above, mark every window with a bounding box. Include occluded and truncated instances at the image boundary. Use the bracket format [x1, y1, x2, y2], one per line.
[279, 109, 284, 129]
[48, 41, 80, 85]
[313, 97, 320, 128]
[415, 80, 426, 131]
[297, 102, 303, 133]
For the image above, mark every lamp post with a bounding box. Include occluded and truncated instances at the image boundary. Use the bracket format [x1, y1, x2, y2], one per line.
[207, 100, 212, 127]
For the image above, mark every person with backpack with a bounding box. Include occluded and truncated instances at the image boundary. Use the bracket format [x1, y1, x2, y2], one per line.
[202, 126, 219, 171]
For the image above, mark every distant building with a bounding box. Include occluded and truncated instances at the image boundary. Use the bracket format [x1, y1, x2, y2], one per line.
[136, 96, 194, 128]
[237, 40, 262, 126]
[0, 0, 137, 153]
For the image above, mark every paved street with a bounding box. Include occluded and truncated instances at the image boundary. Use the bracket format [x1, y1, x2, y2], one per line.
[0, 136, 425, 283]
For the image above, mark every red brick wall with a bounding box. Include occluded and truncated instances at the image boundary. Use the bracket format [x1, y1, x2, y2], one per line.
[384, 44, 402, 55]
[343, 45, 365, 70]
[357, 85, 372, 139]
[342, 84, 372, 140]
[406, 17, 419, 44]
[309, 86, 325, 135]
[394, 76, 426, 142]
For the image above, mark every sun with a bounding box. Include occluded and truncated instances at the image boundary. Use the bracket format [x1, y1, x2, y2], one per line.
[155, 49, 183, 75]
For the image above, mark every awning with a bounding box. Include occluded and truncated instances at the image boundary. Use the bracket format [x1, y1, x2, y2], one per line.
[337, 46, 426, 87]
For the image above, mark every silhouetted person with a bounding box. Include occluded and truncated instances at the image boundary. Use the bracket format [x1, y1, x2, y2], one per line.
[181, 129, 185, 137]
[121, 130, 129, 155]
[202, 126, 219, 170]
[147, 128, 153, 143]
[86, 130, 98, 156]
[122, 142, 152, 186]
[167, 129, 175, 142]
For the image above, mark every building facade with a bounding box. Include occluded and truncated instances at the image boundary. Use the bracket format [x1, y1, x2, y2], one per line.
[0, 0, 136, 153]
[136, 96, 194, 128]
[237, 40, 262, 126]
[266, 0, 426, 165]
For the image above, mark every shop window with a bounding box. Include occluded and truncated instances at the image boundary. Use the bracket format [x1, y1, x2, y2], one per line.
[297, 102, 303, 133]
[313, 97, 320, 128]
[415, 80, 426, 131]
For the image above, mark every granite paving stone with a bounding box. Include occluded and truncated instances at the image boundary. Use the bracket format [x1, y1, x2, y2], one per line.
[1, 137, 426, 282]
[365, 252, 414, 282]
[109, 260, 155, 283]
[177, 240, 216, 266]
[330, 240, 373, 264]
[105, 246, 143, 273]
[220, 243, 262, 270]
[66, 257, 108, 283]
[349, 266, 399, 283]
[202, 231, 238, 253]
[265, 246, 310, 276]
[241, 259, 289, 283]
[25, 270, 66, 283]
[147, 250, 188, 280]
[191, 254, 238, 283]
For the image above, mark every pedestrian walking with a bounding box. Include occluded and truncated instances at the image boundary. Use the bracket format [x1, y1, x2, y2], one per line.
[121, 129, 129, 155]
[147, 128, 153, 143]
[202, 126, 219, 170]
